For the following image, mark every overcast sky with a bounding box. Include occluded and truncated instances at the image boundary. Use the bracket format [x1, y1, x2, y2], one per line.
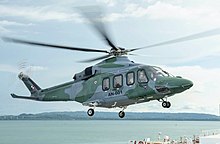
[1, 0, 220, 115]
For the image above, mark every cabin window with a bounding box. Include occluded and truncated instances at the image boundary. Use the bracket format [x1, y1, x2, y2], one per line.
[102, 78, 110, 91]
[138, 69, 148, 83]
[85, 66, 93, 76]
[126, 72, 134, 86]
[113, 75, 123, 88]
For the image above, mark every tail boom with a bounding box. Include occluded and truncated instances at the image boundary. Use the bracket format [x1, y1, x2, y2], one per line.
[11, 72, 73, 102]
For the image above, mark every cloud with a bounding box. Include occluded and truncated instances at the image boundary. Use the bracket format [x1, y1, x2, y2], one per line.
[0, 5, 79, 22]
[0, 25, 10, 34]
[124, 3, 148, 17]
[144, 1, 220, 27]
[96, 0, 116, 7]
[0, 20, 34, 34]
[2, 1, 219, 27]
[144, 1, 192, 20]
[1, 0, 220, 28]
[0, 64, 47, 74]
[103, 13, 124, 22]
[0, 64, 18, 73]
[168, 3, 220, 27]
[0, 20, 33, 26]
[102, 1, 220, 28]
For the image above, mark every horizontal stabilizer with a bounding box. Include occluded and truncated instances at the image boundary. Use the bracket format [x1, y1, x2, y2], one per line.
[11, 93, 39, 100]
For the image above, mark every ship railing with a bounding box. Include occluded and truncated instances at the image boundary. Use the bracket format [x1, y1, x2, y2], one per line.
[200, 129, 220, 137]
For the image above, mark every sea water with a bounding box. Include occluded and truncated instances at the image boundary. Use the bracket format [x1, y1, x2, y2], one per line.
[0, 120, 219, 144]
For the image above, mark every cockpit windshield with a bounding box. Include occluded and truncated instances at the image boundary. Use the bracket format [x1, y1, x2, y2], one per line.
[149, 66, 173, 80]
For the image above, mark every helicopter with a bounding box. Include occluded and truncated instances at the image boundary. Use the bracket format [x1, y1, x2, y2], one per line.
[3, 7, 220, 118]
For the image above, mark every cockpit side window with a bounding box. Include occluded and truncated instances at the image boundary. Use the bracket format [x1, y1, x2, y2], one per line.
[102, 78, 110, 91]
[126, 72, 135, 86]
[138, 69, 148, 83]
[149, 66, 172, 80]
[113, 75, 123, 88]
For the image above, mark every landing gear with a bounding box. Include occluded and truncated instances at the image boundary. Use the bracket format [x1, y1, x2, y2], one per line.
[166, 101, 171, 108]
[162, 101, 171, 108]
[118, 106, 127, 118]
[118, 111, 125, 118]
[159, 98, 171, 108]
[87, 108, 94, 117]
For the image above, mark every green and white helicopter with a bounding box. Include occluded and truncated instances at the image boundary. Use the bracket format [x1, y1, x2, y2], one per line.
[3, 8, 220, 118]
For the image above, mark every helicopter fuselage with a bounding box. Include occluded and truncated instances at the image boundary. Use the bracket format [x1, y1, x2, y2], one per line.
[11, 56, 193, 118]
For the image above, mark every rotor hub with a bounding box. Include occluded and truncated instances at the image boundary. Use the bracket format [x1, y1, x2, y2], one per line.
[109, 48, 128, 56]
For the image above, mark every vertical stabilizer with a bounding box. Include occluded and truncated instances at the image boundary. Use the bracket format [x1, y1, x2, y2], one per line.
[18, 72, 41, 94]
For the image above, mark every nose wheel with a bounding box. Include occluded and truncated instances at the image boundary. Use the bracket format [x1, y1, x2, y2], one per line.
[158, 98, 171, 108]
[87, 108, 95, 117]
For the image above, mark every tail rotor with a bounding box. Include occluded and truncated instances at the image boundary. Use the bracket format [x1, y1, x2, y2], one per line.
[7, 59, 34, 92]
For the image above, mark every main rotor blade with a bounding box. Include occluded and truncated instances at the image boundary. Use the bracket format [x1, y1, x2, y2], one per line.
[79, 54, 111, 63]
[2, 37, 109, 53]
[129, 28, 220, 51]
[129, 53, 180, 58]
[77, 6, 119, 51]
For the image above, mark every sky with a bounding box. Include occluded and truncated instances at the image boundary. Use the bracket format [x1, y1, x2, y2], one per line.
[0, 0, 220, 116]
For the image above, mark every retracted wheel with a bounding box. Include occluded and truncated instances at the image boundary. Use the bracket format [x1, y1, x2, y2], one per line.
[118, 111, 125, 118]
[87, 108, 95, 117]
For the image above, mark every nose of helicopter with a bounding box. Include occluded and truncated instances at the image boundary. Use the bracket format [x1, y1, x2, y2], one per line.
[155, 77, 193, 94]
[168, 77, 193, 93]
[181, 79, 193, 89]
